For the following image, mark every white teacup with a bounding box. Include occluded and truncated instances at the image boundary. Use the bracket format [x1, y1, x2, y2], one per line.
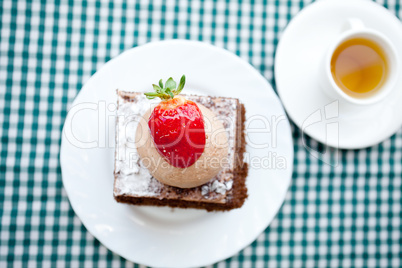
[321, 18, 399, 105]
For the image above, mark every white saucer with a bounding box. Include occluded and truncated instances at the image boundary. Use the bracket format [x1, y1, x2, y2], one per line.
[275, 0, 402, 149]
[60, 40, 293, 267]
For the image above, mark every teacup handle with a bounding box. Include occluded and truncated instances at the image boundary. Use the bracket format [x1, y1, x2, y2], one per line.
[341, 18, 365, 32]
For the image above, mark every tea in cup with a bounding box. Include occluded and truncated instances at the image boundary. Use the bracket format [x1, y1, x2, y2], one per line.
[321, 18, 398, 105]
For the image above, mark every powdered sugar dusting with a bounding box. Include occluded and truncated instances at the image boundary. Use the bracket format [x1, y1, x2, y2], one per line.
[114, 93, 164, 197]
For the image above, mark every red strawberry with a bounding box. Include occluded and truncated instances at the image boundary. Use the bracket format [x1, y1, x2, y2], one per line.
[145, 75, 206, 168]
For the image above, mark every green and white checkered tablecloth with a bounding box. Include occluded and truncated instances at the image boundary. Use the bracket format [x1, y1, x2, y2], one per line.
[1, 0, 401, 267]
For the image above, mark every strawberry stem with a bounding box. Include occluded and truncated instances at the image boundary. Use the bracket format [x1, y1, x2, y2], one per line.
[144, 75, 186, 100]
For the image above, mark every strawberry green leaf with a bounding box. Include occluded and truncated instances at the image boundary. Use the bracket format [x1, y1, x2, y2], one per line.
[152, 84, 162, 93]
[165, 77, 176, 90]
[144, 75, 186, 100]
[144, 92, 159, 96]
[165, 88, 174, 98]
[176, 75, 186, 94]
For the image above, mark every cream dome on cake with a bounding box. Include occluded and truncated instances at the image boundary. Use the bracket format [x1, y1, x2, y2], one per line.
[134, 75, 229, 188]
[136, 103, 228, 188]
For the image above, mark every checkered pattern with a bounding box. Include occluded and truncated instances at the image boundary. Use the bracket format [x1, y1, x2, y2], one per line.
[0, 0, 401, 267]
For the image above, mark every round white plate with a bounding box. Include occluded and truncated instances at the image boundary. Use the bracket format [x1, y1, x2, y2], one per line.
[60, 40, 293, 267]
[275, 0, 402, 149]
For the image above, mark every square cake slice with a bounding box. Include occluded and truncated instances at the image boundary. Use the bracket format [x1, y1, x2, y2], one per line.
[113, 91, 248, 211]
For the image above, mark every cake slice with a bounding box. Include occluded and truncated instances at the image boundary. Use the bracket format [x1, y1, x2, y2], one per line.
[113, 89, 248, 211]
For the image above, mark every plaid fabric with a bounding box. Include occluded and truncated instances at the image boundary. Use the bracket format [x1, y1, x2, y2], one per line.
[0, 0, 401, 267]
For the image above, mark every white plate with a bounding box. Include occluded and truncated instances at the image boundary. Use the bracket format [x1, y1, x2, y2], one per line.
[60, 40, 293, 267]
[275, 0, 402, 149]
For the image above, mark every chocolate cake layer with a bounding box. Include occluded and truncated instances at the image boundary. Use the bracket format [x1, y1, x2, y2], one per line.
[113, 91, 248, 211]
